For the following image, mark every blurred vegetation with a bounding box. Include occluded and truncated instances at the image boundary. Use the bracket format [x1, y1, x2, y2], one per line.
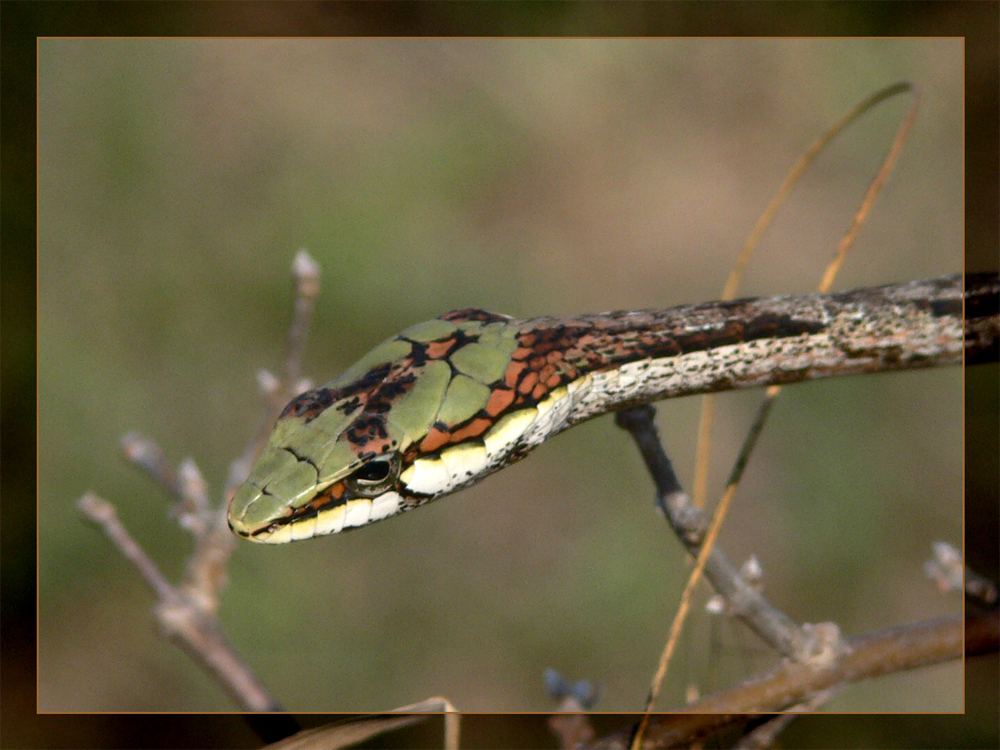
[4, 3, 993, 749]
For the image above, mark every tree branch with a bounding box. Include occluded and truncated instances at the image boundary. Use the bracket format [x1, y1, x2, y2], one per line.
[75, 253, 327, 716]
[588, 608, 999, 749]
[615, 406, 809, 661]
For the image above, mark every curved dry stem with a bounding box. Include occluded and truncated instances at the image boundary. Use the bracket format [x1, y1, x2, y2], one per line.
[263, 697, 460, 750]
[817, 84, 921, 293]
[662, 84, 924, 750]
[693, 82, 918, 510]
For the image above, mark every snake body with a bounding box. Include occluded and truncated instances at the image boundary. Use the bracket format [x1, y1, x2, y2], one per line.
[228, 273, 995, 543]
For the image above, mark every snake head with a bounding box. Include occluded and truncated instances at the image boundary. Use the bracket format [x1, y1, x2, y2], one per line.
[228, 309, 533, 543]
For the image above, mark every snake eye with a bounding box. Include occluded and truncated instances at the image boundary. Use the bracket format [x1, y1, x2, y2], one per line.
[355, 461, 391, 483]
[345, 453, 400, 496]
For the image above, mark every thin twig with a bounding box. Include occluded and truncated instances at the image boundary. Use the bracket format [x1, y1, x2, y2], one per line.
[693, 82, 918, 509]
[698, 82, 923, 563]
[730, 689, 834, 750]
[817, 83, 921, 294]
[925, 541, 999, 607]
[121, 432, 180, 498]
[694, 82, 921, 558]
[626, 84, 945, 748]
[184, 499, 238, 614]
[616, 407, 807, 658]
[284, 249, 322, 395]
[155, 595, 281, 712]
[174, 457, 211, 535]
[118, 435, 237, 611]
[77, 492, 280, 711]
[677, 614, 964, 711]
[77, 492, 175, 602]
[76, 253, 330, 718]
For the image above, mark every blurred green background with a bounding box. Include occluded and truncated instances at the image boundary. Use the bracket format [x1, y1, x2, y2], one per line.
[38, 37, 966, 719]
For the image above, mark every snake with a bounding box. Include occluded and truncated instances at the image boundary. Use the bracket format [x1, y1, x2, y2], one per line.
[227, 273, 997, 543]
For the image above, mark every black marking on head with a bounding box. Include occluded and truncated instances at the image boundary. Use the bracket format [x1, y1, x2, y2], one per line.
[281, 446, 320, 475]
[450, 329, 480, 346]
[280, 388, 335, 421]
[338, 396, 363, 416]
[363, 370, 418, 414]
[440, 308, 512, 324]
[346, 414, 390, 447]
[403, 329, 481, 366]
[404, 340, 429, 367]
[339, 363, 394, 398]
[280, 362, 402, 424]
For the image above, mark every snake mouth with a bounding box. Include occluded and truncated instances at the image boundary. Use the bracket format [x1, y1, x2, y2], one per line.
[235, 482, 410, 543]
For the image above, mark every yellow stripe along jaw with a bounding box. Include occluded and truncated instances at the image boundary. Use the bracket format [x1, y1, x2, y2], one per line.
[243, 491, 408, 543]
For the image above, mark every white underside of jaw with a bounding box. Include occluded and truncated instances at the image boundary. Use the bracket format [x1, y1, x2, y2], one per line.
[440, 443, 489, 485]
[290, 514, 317, 541]
[370, 491, 403, 521]
[314, 503, 346, 536]
[253, 491, 405, 542]
[400, 455, 452, 495]
[399, 408, 537, 497]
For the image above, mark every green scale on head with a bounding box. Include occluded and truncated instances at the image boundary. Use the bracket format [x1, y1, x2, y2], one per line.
[228, 308, 568, 543]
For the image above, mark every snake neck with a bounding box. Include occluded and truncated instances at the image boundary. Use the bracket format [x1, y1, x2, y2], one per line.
[503, 275, 972, 446]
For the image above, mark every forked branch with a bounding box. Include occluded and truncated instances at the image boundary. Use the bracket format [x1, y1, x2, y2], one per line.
[74, 252, 327, 714]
